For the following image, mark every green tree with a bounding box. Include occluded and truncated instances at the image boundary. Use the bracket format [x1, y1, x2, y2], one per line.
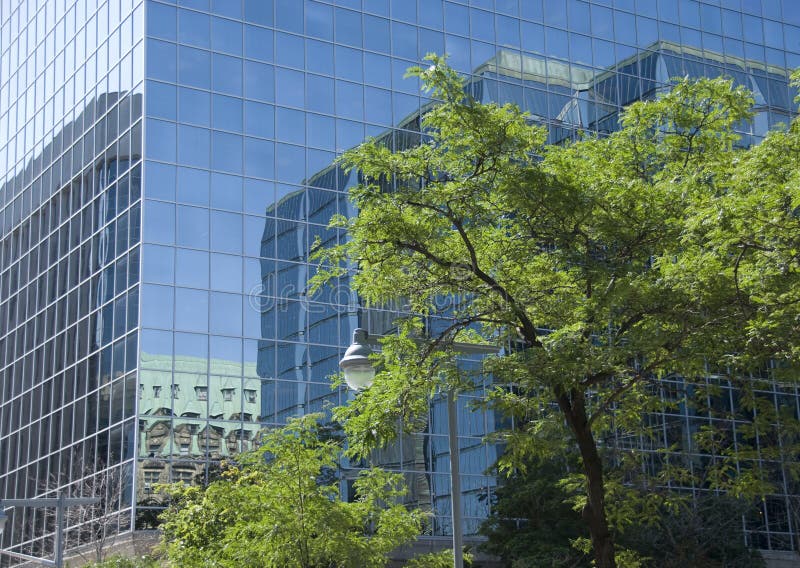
[481, 458, 764, 568]
[157, 414, 447, 568]
[312, 58, 800, 567]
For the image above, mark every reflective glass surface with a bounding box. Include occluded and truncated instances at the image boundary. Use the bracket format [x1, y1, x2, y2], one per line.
[0, 0, 144, 553]
[3, 0, 800, 552]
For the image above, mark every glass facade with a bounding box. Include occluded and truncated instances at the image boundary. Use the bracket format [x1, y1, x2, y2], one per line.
[0, 0, 144, 557]
[1, 0, 800, 558]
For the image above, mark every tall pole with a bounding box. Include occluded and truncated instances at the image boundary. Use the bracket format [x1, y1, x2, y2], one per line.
[447, 388, 463, 568]
[54, 493, 65, 568]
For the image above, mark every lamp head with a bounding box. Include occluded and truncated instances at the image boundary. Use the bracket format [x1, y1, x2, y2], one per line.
[339, 328, 376, 391]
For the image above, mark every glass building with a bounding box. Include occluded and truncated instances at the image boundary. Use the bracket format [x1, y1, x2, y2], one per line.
[1, 0, 799, 560]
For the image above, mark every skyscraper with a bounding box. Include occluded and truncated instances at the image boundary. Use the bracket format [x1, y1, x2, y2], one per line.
[1, 0, 799, 560]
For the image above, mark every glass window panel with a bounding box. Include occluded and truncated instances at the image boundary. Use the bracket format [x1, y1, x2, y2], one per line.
[335, 45, 363, 82]
[244, 179, 276, 217]
[364, 87, 392, 125]
[141, 328, 173, 361]
[244, 25, 274, 62]
[212, 95, 244, 132]
[212, 16, 243, 55]
[211, 172, 244, 211]
[392, 21, 417, 60]
[175, 287, 209, 332]
[211, 131, 244, 173]
[275, 67, 305, 107]
[178, 45, 211, 89]
[210, 292, 243, 336]
[275, 144, 305, 184]
[211, 210, 243, 253]
[335, 80, 363, 121]
[147, 81, 177, 121]
[148, 2, 177, 41]
[212, 53, 243, 96]
[306, 113, 335, 150]
[245, 138, 276, 179]
[444, 2, 469, 36]
[364, 15, 390, 53]
[244, 0, 274, 27]
[145, 161, 176, 201]
[146, 38, 177, 82]
[177, 125, 211, 169]
[212, 0, 242, 18]
[141, 284, 174, 329]
[306, 1, 333, 40]
[244, 214, 272, 256]
[364, 52, 392, 88]
[212, 335, 243, 371]
[276, 108, 306, 144]
[244, 60, 275, 102]
[307, 39, 335, 75]
[275, 0, 303, 33]
[144, 200, 175, 245]
[335, 8, 362, 47]
[244, 101, 275, 139]
[143, 244, 175, 284]
[445, 34, 470, 72]
[419, 0, 443, 27]
[179, 87, 211, 127]
[275, 32, 304, 68]
[177, 167, 210, 206]
[176, 248, 210, 288]
[306, 74, 335, 114]
[178, 9, 210, 48]
[176, 205, 210, 248]
[146, 118, 177, 162]
[391, 0, 416, 23]
[211, 253, 243, 292]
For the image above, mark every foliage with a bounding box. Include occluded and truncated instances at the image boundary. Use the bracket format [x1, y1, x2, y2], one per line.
[482, 458, 763, 568]
[479, 458, 590, 567]
[82, 555, 162, 568]
[157, 414, 442, 568]
[311, 55, 800, 567]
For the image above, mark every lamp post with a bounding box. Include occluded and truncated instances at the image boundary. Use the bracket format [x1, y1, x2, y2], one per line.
[339, 328, 496, 568]
[0, 494, 100, 567]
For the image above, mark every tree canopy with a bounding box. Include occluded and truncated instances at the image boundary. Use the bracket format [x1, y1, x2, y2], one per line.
[312, 57, 800, 567]
[157, 414, 451, 568]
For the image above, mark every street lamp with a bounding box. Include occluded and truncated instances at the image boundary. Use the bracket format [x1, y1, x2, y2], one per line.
[339, 328, 496, 568]
[339, 328, 377, 390]
[0, 494, 100, 567]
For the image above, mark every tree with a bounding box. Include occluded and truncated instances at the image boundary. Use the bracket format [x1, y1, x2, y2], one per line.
[63, 462, 131, 565]
[311, 58, 800, 567]
[157, 414, 450, 568]
[481, 458, 764, 568]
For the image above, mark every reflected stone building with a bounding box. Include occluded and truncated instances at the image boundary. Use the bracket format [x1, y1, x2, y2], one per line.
[2, 0, 800, 561]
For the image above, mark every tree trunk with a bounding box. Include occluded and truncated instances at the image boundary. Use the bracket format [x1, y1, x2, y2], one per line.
[558, 389, 617, 568]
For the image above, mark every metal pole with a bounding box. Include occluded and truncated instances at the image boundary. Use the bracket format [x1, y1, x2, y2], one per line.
[447, 388, 463, 568]
[54, 493, 65, 568]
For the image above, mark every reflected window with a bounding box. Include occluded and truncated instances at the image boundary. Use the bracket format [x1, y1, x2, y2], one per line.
[153, 386, 162, 397]
[222, 388, 236, 401]
[195, 386, 208, 400]
[244, 389, 257, 403]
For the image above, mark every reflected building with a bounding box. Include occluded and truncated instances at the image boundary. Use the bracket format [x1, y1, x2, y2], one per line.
[2, 0, 800, 561]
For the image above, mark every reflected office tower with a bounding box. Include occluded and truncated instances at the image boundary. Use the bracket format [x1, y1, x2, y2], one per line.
[2, 0, 800, 561]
